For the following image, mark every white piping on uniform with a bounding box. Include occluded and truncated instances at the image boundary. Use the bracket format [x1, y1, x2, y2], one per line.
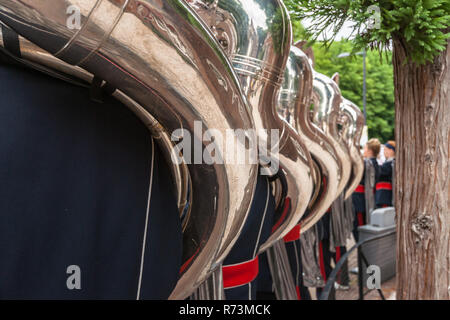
[252, 178, 270, 258]
[136, 137, 155, 300]
[224, 178, 271, 294]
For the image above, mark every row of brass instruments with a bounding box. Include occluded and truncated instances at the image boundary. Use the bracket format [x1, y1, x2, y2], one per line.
[0, 0, 364, 299]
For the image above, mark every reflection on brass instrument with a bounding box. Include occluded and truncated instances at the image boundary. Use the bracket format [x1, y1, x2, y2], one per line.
[277, 46, 341, 233]
[312, 71, 352, 197]
[340, 98, 365, 199]
[0, 26, 191, 226]
[189, 0, 315, 253]
[0, 0, 370, 301]
[0, 0, 260, 300]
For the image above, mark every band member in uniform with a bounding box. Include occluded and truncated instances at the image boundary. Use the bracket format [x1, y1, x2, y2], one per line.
[315, 209, 336, 298]
[0, 46, 183, 299]
[376, 141, 396, 208]
[256, 221, 312, 300]
[283, 221, 311, 300]
[255, 172, 292, 300]
[222, 174, 275, 300]
[316, 137, 381, 296]
[352, 138, 381, 241]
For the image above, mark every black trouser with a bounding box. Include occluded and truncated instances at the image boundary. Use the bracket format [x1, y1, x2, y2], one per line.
[316, 239, 335, 300]
[334, 246, 350, 286]
[285, 238, 311, 300]
[353, 211, 366, 242]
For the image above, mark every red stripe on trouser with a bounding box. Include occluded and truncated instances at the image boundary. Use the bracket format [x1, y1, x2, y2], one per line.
[382, 204, 389, 208]
[335, 246, 341, 262]
[222, 256, 259, 289]
[283, 224, 301, 243]
[296, 286, 301, 300]
[179, 247, 200, 274]
[376, 182, 392, 190]
[318, 241, 327, 282]
[357, 212, 364, 226]
[354, 185, 365, 193]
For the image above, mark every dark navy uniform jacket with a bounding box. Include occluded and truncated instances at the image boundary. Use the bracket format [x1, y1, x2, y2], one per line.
[284, 226, 311, 300]
[0, 58, 182, 299]
[222, 173, 275, 300]
[375, 159, 394, 208]
[255, 171, 292, 300]
[352, 158, 379, 214]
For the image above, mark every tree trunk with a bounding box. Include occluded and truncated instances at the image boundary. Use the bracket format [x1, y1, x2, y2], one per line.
[393, 37, 450, 299]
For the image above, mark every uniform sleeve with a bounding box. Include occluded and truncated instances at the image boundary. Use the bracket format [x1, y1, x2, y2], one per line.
[379, 161, 392, 181]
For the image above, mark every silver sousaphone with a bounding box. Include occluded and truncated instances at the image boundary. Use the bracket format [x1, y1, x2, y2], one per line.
[0, 0, 260, 300]
[277, 45, 341, 233]
[189, 0, 315, 255]
[312, 71, 352, 198]
[332, 73, 365, 199]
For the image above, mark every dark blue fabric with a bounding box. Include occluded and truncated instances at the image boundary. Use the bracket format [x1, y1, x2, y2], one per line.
[375, 160, 394, 207]
[352, 211, 366, 242]
[255, 251, 273, 296]
[352, 157, 380, 215]
[224, 174, 275, 300]
[224, 281, 258, 301]
[369, 157, 381, 184]
[257, 210, 317, 299]
[315, 239, 335, 300]
[315, 215, 325, 241]
[334, 245, 349, 287]
[0, 62, 182, 299]
[317, 211, 331, 241]
[223, 175, 274, 265]
[139, 147, 182, 300]
[285, 239, 311, 300]
[352, 192, 366, 215]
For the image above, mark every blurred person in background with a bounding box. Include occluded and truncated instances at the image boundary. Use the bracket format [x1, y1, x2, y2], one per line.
[352, 138, 381, 241]
[376, 141, 396, 208]
[377, 145, 386, 165]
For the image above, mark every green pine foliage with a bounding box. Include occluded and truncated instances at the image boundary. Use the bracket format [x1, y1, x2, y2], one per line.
[284, 0, 450, 64]
[310, 40, 395, 141]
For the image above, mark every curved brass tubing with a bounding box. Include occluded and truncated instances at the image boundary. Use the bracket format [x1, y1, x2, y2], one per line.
[340, 98, 365, 199]
[0, 0, 259, 299]
[277, 46, 340, 232]
[189, 0, 315, 253]
[312, 71, 352, 198]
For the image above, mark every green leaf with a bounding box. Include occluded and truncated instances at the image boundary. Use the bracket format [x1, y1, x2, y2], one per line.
[285, 0, 450, 64]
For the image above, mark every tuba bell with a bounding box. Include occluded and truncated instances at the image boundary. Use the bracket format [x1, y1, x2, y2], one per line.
[189, 0, 315, 253]
[0, 0, 259, 299]
[340, 97, 365, 199]
[277, 45, 341, 232]
[312, 71, 352, 198]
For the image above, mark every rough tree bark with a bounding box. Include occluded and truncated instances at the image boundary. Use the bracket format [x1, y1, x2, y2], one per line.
[394, 37, 450, 299]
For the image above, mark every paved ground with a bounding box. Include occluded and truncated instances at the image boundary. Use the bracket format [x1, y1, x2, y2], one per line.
[334, 270, 397, 300]
[309, 238, 397, 300]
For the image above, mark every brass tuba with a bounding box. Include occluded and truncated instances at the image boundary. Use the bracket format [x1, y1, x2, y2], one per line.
[0, 0, 259, 299]
[189, 0, 315, 253]
[332, 73, 365, 199]
[340, 98, 365, 199]
[312, 71, 352, 198]
[277, 45, 341, 232]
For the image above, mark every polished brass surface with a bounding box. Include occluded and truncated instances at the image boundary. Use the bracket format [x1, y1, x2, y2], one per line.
[277, 46, 340, 232]
[0, 29, 191, 214]
[312, 71, 352, 197]
[340, 98, 365, 199]
[0, 0, 259, 299]
[189, 0, 315, 253]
